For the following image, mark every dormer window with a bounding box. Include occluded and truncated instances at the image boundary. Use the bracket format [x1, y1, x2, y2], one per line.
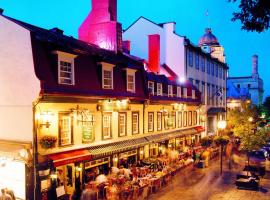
[157, 83, 163, 96]
[148, 81, 155, 95]
[125, 68, 137, 93]
[54, 51, 77, 85]
[168, 85, 173, 97]
[101, 62, 115, 89]
[177, 87, 182, 98]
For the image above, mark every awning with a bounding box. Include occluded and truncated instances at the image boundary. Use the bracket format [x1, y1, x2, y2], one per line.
[145, 128, 198, 143]
[48, 149, 92, 167]
[88, 137, 149, 159]
[207, 107, 226, 115]
[194, 126, 205, 133]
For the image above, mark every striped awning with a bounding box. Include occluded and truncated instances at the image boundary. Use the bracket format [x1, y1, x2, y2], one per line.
[88, 137, 149, 159]
[145, 128, 198, 143]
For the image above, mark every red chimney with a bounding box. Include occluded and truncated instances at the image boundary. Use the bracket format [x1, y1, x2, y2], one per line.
[148, 34, 160, 74]
[78, 0, 122, 52]
[122, 40, 131, 54]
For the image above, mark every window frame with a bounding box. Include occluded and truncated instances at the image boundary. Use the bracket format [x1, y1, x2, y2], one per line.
[102, 112, 112, 140]
[178, 111, 182, 128]
[195, 54, 200, 69]
[132, 112, 140, 135]
[58, 112, 73, 146]
[193, 111, 198, 126]
[118, 112, 127, 137]
[157, 112, 162, 131]
[168, 85, 173, 97]
[201, 57, 205, 72]
[157, 83, 163, 96]
[101, 62, 115, 90]
[148, 81, 155, 95]
[183, 111, 187, 127]
[188, 50, 193, 67]
[148, 112, 154, 132]
[188, 111, 193, 126]
[177, 86, 182, 98]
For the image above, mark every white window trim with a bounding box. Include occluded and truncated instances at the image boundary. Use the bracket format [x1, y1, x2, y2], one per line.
[148, 81, 155, 95]
[54, 51, 77, 85]
[168, 85, 173, 97]
[183, 88, 187, 98]
[177, 87, 182, 98]
[103, 113, 112, 139]
[148, 112, 154, 132]
[157, 83, 163, 96]
[192, 90, 196, 99]
[124, 68, 137, 93]
[101, 62, 115, 90]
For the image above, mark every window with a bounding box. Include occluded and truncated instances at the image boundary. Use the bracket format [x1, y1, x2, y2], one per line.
[58, 112, 73, 146]
[189, 78, 193, 85]
[127, 74, 135, 92]
[157, 112, 162, 131]
[178, 111, 182, 128]
[211, 62, 215, 76]
[188, 111, 192, 126]
[101, 62, 115, 89]
[168, 85, 173, 97]
[148, 81, 155, 95]
[212, 85, 216, 105]
[195, 54, 199, 69]
[59, 61, 74, 85]
[195, 80, 200, 90]
[215, 64, 219, 77]
[219, 67, 222, 78]
[183, 111, 187, 127]
[183, 88, 187, 98]
[148, 112, 154, 132]
[118, 113, 127, 137]
[157, 83, 163, 96]
[201, 82, 205, 104]
[193, 111, 198, 125]
[166, 112, 176, 129]
[177, 87, 181, 98]
[188, 50, 193, 67]
[223, 69, 226, 80]
[103, 69, 113, 89]
[207, 60, 210, 74]
[102, 113, 112, 139]
[207, 84, 211, 105]
[201, 57, 205, 72]
[216, 86, 219, 106]
[132, 112, 139, 134]
[55, 51, 77, 85]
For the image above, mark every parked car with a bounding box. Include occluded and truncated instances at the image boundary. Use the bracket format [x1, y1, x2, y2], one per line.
[243, 165, 265, 176]
[247, 150, 267, 168]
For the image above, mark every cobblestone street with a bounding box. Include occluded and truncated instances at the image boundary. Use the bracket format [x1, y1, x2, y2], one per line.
[148, 158, 270, 200]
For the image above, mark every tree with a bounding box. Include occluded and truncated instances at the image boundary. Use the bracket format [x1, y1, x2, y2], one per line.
[229, 0, 270, 32]
[227, 101, 259, 137]
[263, 96, 270, 120]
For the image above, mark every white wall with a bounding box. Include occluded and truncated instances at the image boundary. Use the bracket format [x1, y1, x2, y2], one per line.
[0, 16, 40, 142]
[123, 18, 186, 78]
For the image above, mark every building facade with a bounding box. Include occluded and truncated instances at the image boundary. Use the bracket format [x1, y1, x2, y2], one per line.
[228, 55, 264, 106]
[0, 1, 203, 199]
[123, 17, 228, 136]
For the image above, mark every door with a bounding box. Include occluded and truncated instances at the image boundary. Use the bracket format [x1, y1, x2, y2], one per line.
[65, 164, 75, 195]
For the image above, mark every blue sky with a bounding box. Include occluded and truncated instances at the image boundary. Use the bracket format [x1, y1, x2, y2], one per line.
[1, 0, 270, 98]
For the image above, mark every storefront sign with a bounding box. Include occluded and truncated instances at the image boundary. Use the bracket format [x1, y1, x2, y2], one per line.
[82, 123, 94, 143]
[85, 157, 110, 169]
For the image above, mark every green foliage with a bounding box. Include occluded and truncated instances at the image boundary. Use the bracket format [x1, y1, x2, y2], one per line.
[214, 135, 230, 146]
[239, 127, 269, 151]
[200, 136, 213, 147]
[229, 0, 270, 32]
[227, 102, 259, 137]
[263, 96, 270, 119]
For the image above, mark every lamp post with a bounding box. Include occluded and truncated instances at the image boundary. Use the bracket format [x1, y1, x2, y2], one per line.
[217, 120, 227, 175]
[247, 117, 253, 167]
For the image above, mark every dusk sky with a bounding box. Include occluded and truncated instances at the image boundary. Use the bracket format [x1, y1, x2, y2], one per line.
[1, 0, 270, 99]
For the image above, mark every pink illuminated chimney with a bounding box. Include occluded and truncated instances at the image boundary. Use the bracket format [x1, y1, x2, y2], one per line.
[78, 0, 122, 52]
[148, 34, 160, 74]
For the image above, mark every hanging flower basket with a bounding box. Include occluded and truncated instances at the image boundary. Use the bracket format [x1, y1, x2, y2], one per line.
[39, 135, 57, 149]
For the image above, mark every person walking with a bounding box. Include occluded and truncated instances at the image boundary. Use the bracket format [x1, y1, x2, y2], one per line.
[0, 189, 12, 200]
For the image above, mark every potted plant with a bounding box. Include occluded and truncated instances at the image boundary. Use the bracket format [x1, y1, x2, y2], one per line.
[39, 135, 57, 149]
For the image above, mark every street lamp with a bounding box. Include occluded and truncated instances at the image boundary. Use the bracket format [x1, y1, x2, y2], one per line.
[217, 120, 227, 174]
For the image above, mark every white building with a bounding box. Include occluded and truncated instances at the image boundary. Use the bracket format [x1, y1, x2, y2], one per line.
[123, 17, 228, 136]
[227, 55, 264, 106]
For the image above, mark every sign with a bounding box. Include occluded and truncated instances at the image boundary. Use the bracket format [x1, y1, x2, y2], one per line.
[56, 186, 65, 197]
[82, 122, 94, 143]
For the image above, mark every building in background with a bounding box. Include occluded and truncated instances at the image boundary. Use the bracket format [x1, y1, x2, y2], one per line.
[123, 17, 228, 136]
[228, 55, 264, 106]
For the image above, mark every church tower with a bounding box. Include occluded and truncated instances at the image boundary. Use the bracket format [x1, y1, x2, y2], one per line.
[198, 28, 225, 63]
